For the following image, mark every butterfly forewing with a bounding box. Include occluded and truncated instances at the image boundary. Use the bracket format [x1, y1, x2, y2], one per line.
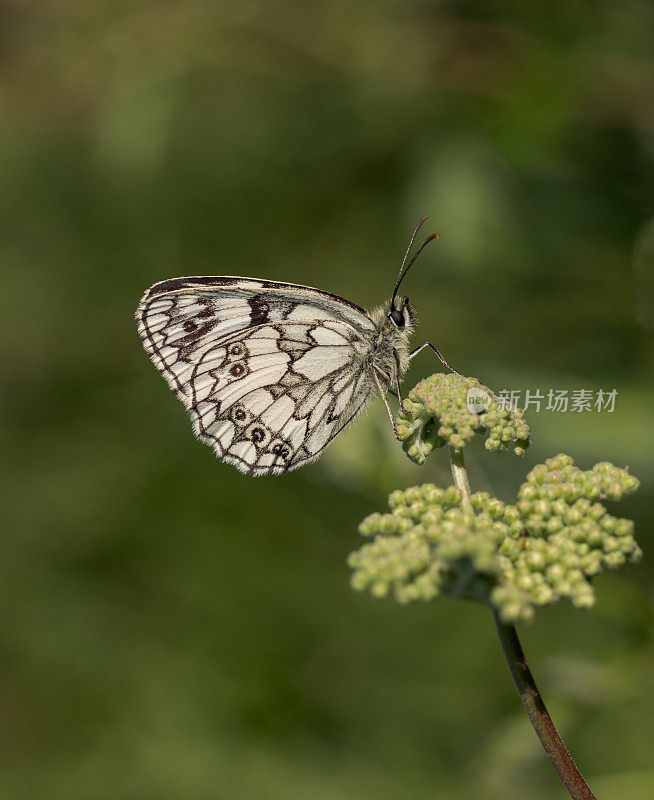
[137, 277, 378, 475]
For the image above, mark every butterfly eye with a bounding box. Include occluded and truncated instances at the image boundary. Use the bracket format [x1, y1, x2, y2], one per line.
[389, 308, 405, 328]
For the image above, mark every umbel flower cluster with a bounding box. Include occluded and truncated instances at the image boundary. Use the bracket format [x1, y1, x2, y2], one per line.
[397, 373, 531, 462]
[349, 374, 641, 624]
[350, 456, 640, 622]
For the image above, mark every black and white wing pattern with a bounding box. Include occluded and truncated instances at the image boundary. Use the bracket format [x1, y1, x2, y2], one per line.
[136, 277, 378, 475]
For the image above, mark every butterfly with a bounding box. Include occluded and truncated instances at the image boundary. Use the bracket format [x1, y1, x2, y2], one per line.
[136, 218, 457, 476]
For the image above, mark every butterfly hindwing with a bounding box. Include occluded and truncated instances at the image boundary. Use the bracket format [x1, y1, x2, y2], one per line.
[136, 277, 378, 475]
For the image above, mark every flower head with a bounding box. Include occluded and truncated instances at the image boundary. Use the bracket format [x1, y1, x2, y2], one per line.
[350, 455, 640, 623]
[397, 373, 530, 464]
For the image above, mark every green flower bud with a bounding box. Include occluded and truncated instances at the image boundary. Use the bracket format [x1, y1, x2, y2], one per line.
[392, 505, 412, 519]
[486, 499, 505, 519]
[525, 550, 547, 571]
[533, 585, 555, 605]
[517, 499, 533, 516]
[421, 484, 443, 504]
[546, 563, 565, 583]
[562, 484, 580, 502]
[423, 507, 444, 525]
[408, 501, 426, 519]
[545, 517, 563, 534]
[388, 490, 405, 509]
[404, 485, 423, 503]
[519, 484, 539, 501]
[564, 507, 583, 525]
[604, 552, 626, 568]
[503, 505, 521, 524]
[615, 519, 633, 536]
[571, 589, 595, 609]
[444, 486, 462, 505]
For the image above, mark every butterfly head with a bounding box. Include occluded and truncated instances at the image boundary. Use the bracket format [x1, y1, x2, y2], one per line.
[388, 296, 417, 333]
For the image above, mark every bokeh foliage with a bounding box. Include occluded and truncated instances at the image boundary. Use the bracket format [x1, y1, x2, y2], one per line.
[1, 2, 653, 798]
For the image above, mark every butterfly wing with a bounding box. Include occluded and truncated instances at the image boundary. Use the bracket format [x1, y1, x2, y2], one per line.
[136, 276, 378, 475]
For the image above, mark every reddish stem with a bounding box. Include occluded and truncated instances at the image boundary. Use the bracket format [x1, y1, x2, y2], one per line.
[493, 613, 596, 800]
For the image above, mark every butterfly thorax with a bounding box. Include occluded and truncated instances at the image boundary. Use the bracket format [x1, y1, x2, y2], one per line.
[365, 297, 417, 387]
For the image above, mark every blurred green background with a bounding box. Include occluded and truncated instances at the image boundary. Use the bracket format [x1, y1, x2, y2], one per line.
[2, 2, 654, 798]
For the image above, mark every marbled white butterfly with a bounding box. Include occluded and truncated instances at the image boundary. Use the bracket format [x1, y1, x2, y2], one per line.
[136, 219, 457, 475]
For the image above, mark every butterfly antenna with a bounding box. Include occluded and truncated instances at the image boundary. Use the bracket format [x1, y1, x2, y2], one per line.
[391, 228, 440, 307]
[392, 218, 427, 301]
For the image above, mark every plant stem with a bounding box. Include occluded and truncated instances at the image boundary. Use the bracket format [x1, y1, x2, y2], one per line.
[448, 447, 473, 513]
[494, 615, 596, 800]
[446, 446, 596, 800]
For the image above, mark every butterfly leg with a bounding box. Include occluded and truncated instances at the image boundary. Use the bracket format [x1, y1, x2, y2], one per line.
[392, 349, 407, 414]
[372, 367, 401, 439]
[409, 342, 464, 377]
